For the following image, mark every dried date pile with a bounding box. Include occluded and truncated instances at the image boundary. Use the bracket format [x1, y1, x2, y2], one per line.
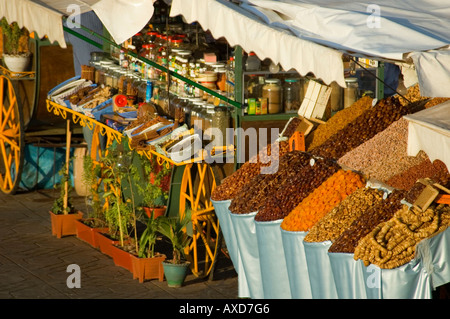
[253, 156, 340, 221]
[210, 141, 289, 201]
[306, 96, 373, 151]
[310, 96, 410, 161]
[354, 203, 450, 269]
[386, 159, 450, 191]
[229, 151, 314, 215]
[328, 189, 407, 253]
[338, 117, 428, 182]
[304, 187, 385, 243]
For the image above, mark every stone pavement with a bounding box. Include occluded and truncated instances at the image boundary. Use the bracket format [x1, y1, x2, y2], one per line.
[0, 188, 238, 299]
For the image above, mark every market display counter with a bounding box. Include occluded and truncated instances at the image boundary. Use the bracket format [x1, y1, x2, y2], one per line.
[212, 199, 450, 299]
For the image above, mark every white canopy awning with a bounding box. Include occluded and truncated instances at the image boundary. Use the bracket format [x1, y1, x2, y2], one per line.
[170, 0, 450, 97]
[0, 0, 155, 48]
[170, 0, 346, 87]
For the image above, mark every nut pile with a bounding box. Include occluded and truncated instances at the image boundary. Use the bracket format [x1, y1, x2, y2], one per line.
[328, 189, 407, 253]
[338, 118, 429, 182]
[397, 84, 428, 106]
[306, 96, 373, 151]
[424, 97, 450, 109]
[386, 159, 450, 191]
[211, 141, 289, 201]
[304, 187, 385, 243]
[311, 96, 410, 160]
[254, 156, 340, 221]
[354, 203, 450, 269]
[229, 151, 314, 215]
[280, 170, 365, 231]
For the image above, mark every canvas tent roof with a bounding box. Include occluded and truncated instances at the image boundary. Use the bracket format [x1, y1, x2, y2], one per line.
[1, 0, 449, 96]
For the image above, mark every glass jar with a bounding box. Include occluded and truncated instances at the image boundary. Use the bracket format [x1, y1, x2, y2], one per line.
[212, 106, 230, 148]
[145, 31, 159, 45]
[283, 78, 302, 113]
[245, 52, 261, 72]
[344, 77, 359, 108]
[330, 81, 343, 112]
[262, 78, 282, 114]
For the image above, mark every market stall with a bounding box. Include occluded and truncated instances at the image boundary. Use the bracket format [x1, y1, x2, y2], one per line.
[2, 0, 450, 298]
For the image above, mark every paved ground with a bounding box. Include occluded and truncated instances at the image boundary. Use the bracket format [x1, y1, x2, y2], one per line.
[0, 188, 238, 299]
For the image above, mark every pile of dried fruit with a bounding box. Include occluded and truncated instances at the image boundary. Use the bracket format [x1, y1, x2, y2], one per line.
[211, 141, 289, 201]
[338, 118, 428, 182]
[254, 156, 340, 221]
[280, 170, 365, 231]
[229, 151, 314, 215]
[354, 204, 450, 269]
[311, 97, 410, 161]
[328, 190, 407, 253]
[306, 96, 373, 151]
[386, 159, 450, 191]
[304, 187, 385, 243]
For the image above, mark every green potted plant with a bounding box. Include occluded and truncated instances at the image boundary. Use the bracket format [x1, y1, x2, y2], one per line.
[131, 211, 166, 283]
[158, 210, 192, 287]
[96, 143, 141, 273]
[135, 153, 171, 219]
[1, 17, 32, 72]
[74, 155, 108, 248]
[49, 163, 83, 238]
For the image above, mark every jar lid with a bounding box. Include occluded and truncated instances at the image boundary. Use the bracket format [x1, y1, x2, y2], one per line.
[265, 78, 280, 84]
[345, 77, 358, 83]
[285, 78, 300, 83]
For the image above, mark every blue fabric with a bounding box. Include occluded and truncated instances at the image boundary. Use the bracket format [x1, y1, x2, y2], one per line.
[19, 144, 74, 190]
[64, 11, 104, 76]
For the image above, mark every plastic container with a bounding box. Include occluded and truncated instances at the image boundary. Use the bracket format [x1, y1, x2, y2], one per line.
[262, 78, 282, 114]
[344, 77, 359, 108]
[283, 78, 302, 113]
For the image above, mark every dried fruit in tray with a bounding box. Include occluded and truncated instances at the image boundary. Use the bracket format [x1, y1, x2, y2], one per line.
[229, 151, 315, 215]
[304, 186, 385, 243]
[211, 140, 290, 201]
[328, 189, 407, 254]
[306, 96, 373, 151]
[311, 96, 410, 161]
[354, 203, 450, 269]
[280, 170, 365, 231]
[253, 155, 341, 221]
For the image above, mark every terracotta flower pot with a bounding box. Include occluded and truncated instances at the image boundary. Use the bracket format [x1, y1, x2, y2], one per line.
[143, 206, 166, 219]
[94, 232, 124, 258]
[110, 244, 134, 273]
[50, 211, 83, 238]
[131, 254, 166, 283]
[75, 219, 109, 248]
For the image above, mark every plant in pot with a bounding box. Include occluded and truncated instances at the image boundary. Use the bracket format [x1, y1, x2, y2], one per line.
[97, 144, 140, 272]
[135, 153, 171, 219]
[158, 210, 192, 287]
[74, 155, 109, 248]
[131, 210, 166, 283]
[50, 164, 83, 238]
[1, 17, 32, 73]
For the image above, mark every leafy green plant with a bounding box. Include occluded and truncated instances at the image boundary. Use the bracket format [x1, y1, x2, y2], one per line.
[135, 153, 170, 208]
[81, 155, 104, 225]
[157, 210, 192, 264]
[100, 143, 139, 252]
[138, 211, 161, 258]
[51, 164, 75, 215]
[1, 17, 29, 56]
